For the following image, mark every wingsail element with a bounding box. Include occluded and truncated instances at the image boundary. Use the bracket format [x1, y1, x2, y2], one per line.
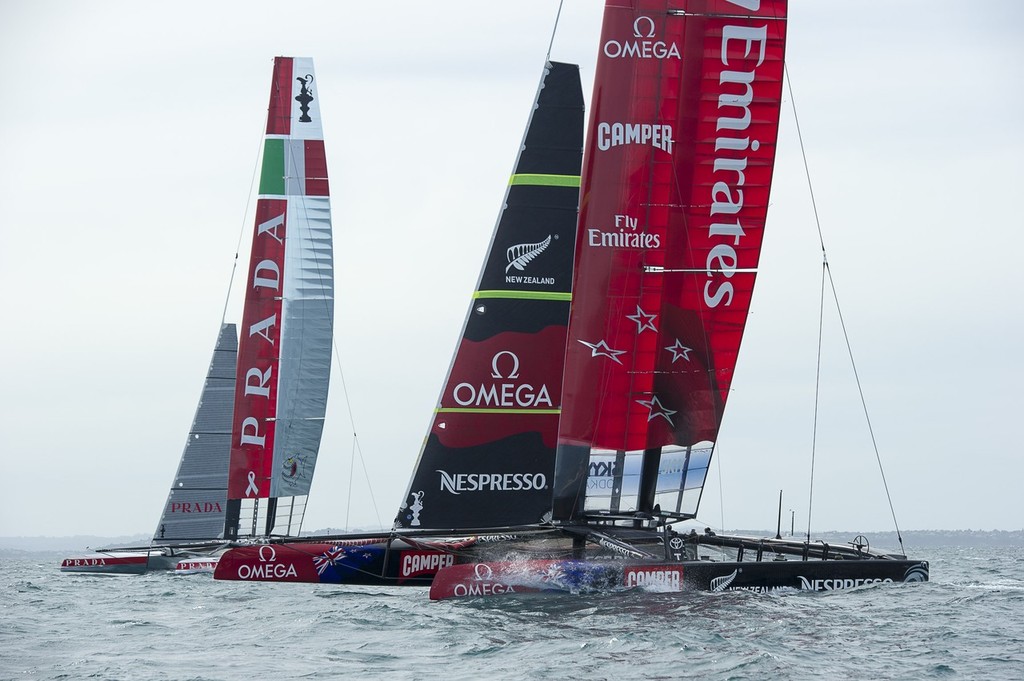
[395, 61, 584, 531]
[553, 0, 788, 523]
[225, 56, 334, 540]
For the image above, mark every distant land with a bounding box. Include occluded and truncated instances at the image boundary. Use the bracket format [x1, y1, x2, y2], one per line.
[733, 529, 1024, 552]
[2, 529, 1021, 559]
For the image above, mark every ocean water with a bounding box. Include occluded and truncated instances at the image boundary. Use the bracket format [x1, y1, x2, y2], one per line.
[3, 546, 1022, 680]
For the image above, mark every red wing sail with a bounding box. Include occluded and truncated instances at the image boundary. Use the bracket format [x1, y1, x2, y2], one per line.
[225, 57, 334, 538]
[554, 0, 788, 520]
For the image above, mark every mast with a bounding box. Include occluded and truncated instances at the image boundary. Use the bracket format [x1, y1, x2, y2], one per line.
[224, 57, 334, 540]
[395, 61, 584, 531]
[552, 0, 789, 525]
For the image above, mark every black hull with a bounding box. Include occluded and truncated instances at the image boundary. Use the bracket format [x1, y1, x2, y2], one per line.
[677, 558, 929, 592]
[429, 556, 929, 599]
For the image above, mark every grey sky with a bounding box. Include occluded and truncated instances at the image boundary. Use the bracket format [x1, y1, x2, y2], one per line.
[1, 1, 1021, 538]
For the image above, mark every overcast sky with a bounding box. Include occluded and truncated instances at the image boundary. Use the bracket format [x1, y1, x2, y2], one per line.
[1, 1, 1021, 540]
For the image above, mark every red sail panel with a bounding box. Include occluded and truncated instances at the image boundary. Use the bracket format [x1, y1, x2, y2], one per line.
[227, 199, 287, 499]
[266, 57, 293, 136]
[432, 327, 566, 451]
[395, 62, 584, 531]
[303, 139, 329, 196]
[559, 0, 787, 452]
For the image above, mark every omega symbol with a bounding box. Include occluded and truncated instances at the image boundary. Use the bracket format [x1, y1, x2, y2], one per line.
[490, 351, 520, 379]
[633, 16, 656, 38]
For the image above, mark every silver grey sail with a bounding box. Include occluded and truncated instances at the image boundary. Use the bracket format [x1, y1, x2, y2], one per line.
[153, 323, 237, 543]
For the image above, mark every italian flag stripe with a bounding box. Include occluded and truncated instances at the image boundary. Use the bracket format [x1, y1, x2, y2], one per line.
[259, 138, 285, 196]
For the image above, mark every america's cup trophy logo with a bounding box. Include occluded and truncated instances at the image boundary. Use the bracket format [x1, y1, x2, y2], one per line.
[296, 74, 314, 123]
[399, 491, 425, 527]
[408, 491, 424, 526]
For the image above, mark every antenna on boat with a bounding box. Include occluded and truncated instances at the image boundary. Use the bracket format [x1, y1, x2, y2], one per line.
[546, 0, 565, 62]
[785, 62, 906, 556]
[775, 490, 783, 540]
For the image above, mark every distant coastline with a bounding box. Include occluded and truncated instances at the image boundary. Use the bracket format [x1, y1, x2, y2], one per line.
[733, 529, 1024, 551]
[2, 528, 1021, 559]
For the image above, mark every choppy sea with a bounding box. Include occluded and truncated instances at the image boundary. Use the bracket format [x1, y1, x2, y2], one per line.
[2, 545, 1022, 680]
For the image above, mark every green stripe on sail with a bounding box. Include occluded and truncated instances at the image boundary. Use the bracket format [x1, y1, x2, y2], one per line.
[436, 408, 561, 415]
[474, 290, 572, 301]
[508, 173, 581, 187]
[259, 138, 285, 195]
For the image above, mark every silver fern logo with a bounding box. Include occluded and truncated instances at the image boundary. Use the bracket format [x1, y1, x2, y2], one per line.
[711, 569, 738, 591]
[505, 235, 552, 273]
[903, 563, 929, 583]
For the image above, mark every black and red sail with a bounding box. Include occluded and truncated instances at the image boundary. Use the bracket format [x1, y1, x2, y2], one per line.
[396, 62, 585, 530]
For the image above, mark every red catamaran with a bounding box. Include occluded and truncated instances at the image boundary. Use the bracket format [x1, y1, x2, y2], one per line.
[214, 60, 587, 585]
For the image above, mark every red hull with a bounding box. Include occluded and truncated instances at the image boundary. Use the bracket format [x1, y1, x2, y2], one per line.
[60, 554, 150, 575]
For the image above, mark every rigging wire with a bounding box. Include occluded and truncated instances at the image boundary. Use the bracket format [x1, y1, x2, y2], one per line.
[345, 435, 357, 529]
[282, 129, 385, 533]
[546, 0, 565, 62]
[220, 113, 267, 327]
[332, 336, 384, 531]
[784, 62, 905, 554]
[807, 259, 826, 542]
[217, 75, 278, 541]
[716, 443, 726, 533]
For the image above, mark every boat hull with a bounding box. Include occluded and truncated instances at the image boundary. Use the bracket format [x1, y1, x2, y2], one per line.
[60, 546, 224, 575]
[174, 558, 220, 575]
[213, 537, 475, 585]
[429, 558, 930, 600]
[59, 554, 151, 575]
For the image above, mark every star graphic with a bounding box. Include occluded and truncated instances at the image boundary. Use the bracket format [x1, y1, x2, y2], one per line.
[636, 395, 677, 426]
[626, 305, 657, 334]
[578, 339, 627, 364]
[664, 338, 693, 363]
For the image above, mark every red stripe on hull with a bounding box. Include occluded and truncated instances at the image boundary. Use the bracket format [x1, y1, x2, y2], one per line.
[60, 554, 149, 575]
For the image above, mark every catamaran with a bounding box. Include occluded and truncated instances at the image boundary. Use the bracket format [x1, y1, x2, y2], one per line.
[430, 0, 930, 599]
[219, 1, 930, 596]
[61, 56, 334, 575]
[213, 59, 586, 584]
